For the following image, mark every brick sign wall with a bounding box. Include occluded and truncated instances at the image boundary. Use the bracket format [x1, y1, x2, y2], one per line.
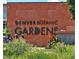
[7, 2, 74, 46]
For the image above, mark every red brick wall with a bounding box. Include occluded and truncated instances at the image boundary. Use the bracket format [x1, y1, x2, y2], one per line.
[7, 2, 74, 46]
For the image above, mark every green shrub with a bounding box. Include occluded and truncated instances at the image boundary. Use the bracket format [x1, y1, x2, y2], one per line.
[51, 42, 75, 59]
[3, 39, 75, 59]
[3, 39, 32, 59]
[3, 28, 11, 36]
[27, 50, 50, 59]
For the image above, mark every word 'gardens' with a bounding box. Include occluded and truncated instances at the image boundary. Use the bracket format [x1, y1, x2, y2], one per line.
[15, 20, 58, 36]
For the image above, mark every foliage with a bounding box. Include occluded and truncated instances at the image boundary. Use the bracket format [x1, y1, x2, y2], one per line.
[27, 50, 50, 59]
[67, 0, 75, 19]
[3, 28, 11, 36]
[3, 39, 32, 59]
[3, 39, 75, 59]
[51, 42, 75, 59]
[27, 42, 75, 59]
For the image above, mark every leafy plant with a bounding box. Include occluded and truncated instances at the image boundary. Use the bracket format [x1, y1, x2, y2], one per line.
[3, 28, 11, 36]
[3, 39, 75, 59]
[3, 39, 32, 59]
[51, 42, 75, 59]
[27, 50, 50, 59]
[67, 0, 75, 19]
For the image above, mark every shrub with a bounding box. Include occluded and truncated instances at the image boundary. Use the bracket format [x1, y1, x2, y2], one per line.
[51, 42, 75, 59]
[3, 39, 32, 59]
[3, 39, 75, 59]
[27, 50, 50, 59]
[3, 28, 10, 36]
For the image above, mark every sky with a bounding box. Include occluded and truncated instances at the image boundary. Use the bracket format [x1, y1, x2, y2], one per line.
[6, 0, 67, 2]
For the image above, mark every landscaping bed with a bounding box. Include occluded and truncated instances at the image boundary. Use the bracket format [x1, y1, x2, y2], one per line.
[3, 39, 75, 59]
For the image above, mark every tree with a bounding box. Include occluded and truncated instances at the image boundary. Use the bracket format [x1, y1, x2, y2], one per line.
[67, 0, 75, 19]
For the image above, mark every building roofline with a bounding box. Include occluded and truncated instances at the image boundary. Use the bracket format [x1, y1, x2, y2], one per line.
[7, 2, 67, 4]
